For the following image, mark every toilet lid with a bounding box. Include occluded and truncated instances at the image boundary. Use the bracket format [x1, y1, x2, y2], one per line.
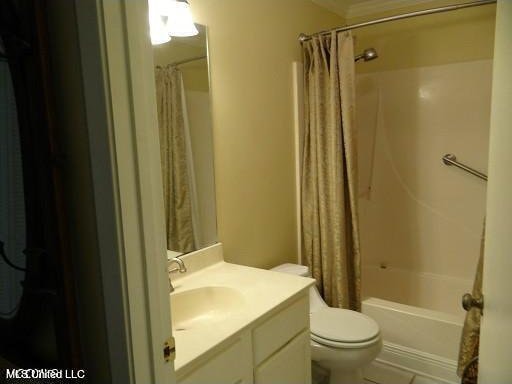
[310, 308, 380, 343]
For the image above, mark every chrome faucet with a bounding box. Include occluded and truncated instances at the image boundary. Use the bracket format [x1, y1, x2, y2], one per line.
[168, 257, 187, 292]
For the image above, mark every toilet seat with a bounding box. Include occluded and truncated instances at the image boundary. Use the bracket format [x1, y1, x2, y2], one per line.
[310, 308, 380, 349]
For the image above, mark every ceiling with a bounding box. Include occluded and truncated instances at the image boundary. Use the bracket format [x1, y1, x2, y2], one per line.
[153, 24, 208, 67]
[312, 0, 437, 19]
[171, 24, 207, 49]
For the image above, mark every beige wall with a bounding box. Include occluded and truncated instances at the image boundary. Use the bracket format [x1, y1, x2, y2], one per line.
[350, 1, 495, 73]
[188, 0, 342, 268]
[181, 65, 210, 92]
[153, 42, 210, 92]
[186, 90, 218, 248]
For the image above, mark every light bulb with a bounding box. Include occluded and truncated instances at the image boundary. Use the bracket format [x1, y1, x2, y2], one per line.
[149, 12, 171, 45]
[148, 0, 171, 45]
[165, 0, 199, 37]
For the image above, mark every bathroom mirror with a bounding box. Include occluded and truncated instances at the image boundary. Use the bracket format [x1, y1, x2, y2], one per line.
[153, 24, 218, 256]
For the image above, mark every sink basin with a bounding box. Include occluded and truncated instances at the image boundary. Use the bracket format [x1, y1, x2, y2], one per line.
[170, 287, 246, 331]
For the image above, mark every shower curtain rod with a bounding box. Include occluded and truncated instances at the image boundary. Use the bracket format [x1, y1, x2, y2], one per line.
[299, 0, 496, 42]
[157, 55, 207, 69]
[172, 55, 207, 66]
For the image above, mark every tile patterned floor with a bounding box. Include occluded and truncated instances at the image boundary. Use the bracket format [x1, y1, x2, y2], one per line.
[364, 361, 446, 384]
[364, 374, 445, 384]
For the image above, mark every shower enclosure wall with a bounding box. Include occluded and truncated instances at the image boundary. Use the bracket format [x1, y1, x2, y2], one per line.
[357, 59, 491, 383]
[358, 58, 491, 317]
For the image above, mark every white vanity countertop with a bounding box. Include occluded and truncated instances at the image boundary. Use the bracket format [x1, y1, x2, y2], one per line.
[170, 246, 314, 374]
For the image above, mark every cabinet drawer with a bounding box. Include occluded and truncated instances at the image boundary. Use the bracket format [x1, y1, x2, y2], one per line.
[179, 334, 253, 384]
[255, 329, 311, 384]
[252, 294, 309, 365]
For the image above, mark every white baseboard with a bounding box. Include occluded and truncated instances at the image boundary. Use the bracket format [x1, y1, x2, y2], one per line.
[375, 341, 459, 384]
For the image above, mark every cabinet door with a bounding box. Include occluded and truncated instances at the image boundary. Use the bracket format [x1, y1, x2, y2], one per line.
[255, 330, 311, 384]
[253, 296, 309, 365]
[179, 334, 253, 384]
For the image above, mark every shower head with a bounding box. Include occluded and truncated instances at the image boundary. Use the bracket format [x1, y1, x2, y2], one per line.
[355, 48, 378, 62]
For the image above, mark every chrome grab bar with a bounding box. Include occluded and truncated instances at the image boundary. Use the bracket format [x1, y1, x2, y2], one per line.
[442, 154, 488, 181]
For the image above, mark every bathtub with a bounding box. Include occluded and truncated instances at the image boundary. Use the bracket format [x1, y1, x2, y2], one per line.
[361, 266, 470, 383]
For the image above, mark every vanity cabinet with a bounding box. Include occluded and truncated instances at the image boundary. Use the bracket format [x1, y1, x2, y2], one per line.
[254, 330, 311, 384]
[177, 293, 311, 384]
[179, 335, 253, 384]
[253, 295, 311, 384]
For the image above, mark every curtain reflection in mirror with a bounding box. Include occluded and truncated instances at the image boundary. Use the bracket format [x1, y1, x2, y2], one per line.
[156, 66, 200, 252]
[153, 24, 217, 255]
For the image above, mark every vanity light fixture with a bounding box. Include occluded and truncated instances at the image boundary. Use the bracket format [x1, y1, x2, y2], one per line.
[164, 0, 199, 37]
[149, 0, 172, 45]
[149, 0, 198, 44]
[149, 12, 172, 45]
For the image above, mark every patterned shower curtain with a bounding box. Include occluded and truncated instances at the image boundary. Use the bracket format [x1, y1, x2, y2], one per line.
[155, 66, 198, 252]
[301, 31, 361, 311]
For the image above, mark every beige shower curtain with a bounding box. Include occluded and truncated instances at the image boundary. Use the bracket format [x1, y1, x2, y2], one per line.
[155, 66, 195, 252]
[301, 31, 361, 311]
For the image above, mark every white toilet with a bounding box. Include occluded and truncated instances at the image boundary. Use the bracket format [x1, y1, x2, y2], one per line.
[271, 263, 382, 384]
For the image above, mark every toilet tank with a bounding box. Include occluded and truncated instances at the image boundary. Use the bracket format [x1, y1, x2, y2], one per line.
[271, 263, 327, 313]
[270, 263, 310, 277]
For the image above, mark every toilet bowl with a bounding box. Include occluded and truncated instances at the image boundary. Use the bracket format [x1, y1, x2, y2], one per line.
[271, 263, 382, 384]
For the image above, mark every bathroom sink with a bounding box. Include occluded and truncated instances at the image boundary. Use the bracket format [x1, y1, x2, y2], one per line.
[170, 286, 246, 331]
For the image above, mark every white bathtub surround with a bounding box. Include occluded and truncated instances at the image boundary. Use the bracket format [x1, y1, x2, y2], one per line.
[362, 298, 461, 383]
[357, 60, 491, 283]
[362, 265, 470, 318]
[169, 243, 315, 380]
[355, 60, 492, 383]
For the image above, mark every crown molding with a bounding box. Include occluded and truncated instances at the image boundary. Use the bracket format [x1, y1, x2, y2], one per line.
[346, 0, 436, 20]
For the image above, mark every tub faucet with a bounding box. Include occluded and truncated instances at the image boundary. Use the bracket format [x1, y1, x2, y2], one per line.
[168, 257, 187, 293]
